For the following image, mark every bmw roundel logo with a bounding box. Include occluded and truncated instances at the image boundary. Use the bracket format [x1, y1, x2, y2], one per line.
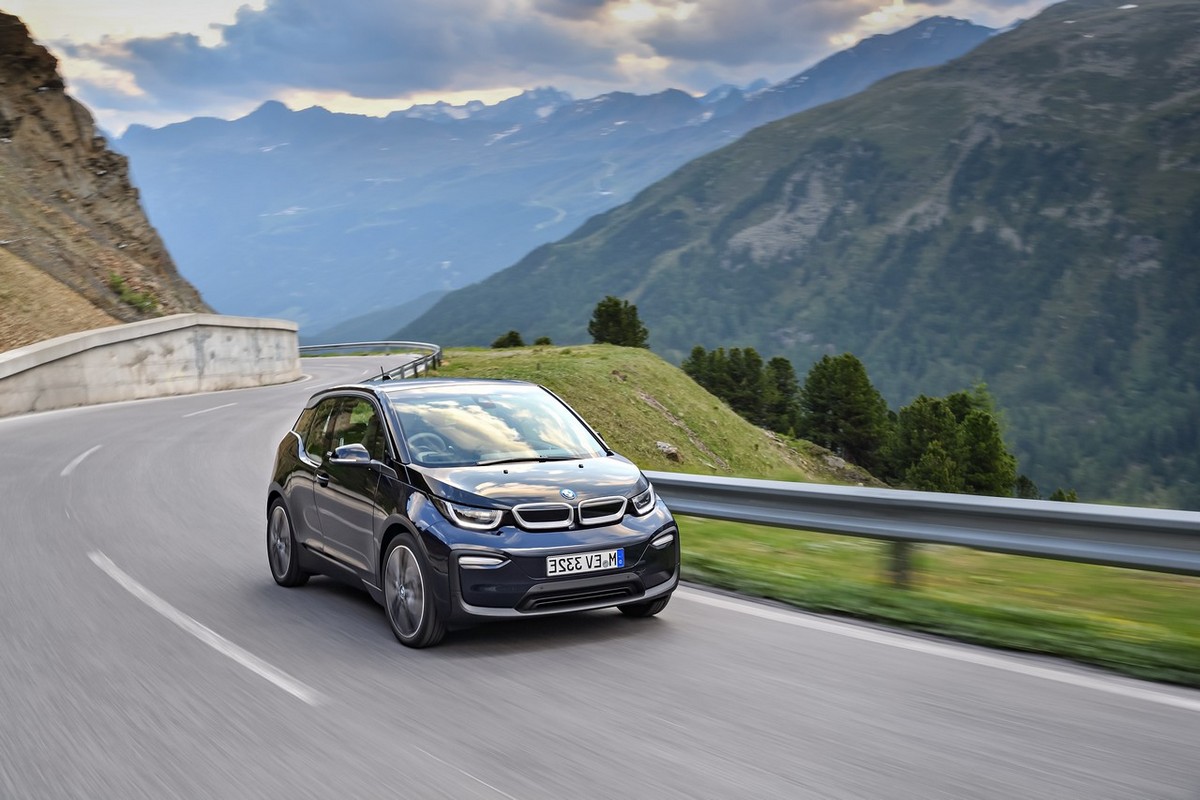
[560, 488, 577, 501]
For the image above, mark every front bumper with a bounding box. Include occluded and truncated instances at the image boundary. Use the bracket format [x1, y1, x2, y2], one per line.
[446, 518, 680, 622]
[454, 564, 679, 619]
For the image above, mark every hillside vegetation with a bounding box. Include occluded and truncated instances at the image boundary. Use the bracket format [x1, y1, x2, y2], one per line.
[401, 0, 1200, 509]
[432, 345, 878, 485]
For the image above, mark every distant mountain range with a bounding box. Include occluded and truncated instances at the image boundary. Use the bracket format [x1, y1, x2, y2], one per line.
[399, 0, 1200, 509]
[115, 17, 994, 337]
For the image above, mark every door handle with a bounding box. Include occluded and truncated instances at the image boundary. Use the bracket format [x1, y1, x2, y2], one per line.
[317, 472, 330, 487]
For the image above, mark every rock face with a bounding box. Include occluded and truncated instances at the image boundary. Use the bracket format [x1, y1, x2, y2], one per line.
[0, 12, 209, 350]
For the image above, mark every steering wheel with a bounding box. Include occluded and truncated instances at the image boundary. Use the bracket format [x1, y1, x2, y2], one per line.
[408, 431, 448, 458]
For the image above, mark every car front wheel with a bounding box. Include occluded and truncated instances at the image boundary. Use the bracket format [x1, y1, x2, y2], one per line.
[382, 535, 446, 648]
[268, 499, 309, 587]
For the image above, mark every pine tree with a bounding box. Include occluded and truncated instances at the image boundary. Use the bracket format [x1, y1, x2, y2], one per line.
[686, 345, 729, 402]
[886, 395, 959, 484]
[698, 347, 734, 403]
[681, 345, 711, 386]
[491, 330, 524, 348]
[588, 296, 649, 348]
[799, 353, 891, 471]
[887, 390, 1020, 497]
[763, 356, 800, 434]
[1015, 474, 1041, 499]
[725, 347, 765, 423]
[905, 440, 963, 492]
[957, 409, 1017, 496]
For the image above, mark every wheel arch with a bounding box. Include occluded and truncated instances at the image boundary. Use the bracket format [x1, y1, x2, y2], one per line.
[267, 485, 285, 515]
[378, 516, 453, 618]
[379, 520, 417, 583]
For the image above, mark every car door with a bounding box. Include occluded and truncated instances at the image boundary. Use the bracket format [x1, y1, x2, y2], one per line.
[313, 395, 384, 575]
[289, 397, 340, 555]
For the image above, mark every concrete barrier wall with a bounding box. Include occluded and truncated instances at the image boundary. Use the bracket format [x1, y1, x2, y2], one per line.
[0, 314, 300, 418]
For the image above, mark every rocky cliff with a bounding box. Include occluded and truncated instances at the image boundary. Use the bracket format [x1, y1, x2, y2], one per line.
[0, 11, 209, 351]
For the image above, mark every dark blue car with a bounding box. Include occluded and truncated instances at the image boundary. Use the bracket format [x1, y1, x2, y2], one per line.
[267, 377, 679, 647]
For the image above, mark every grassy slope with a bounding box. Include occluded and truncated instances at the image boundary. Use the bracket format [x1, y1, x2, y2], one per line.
[434, 345, 1200, 686]
[434, 345, 877, 483]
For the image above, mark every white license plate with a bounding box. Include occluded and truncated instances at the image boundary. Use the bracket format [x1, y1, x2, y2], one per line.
[546, 548, 625, 577]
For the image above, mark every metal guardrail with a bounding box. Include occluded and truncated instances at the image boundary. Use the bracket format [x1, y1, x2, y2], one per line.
[646, 471, 1200, 580]
[298, 341, 442, 379]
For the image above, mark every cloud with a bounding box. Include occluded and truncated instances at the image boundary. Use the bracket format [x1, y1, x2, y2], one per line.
[639, 0, 886, 66]
[533, 0, 618, 21]
[46, 0, 1048, 132]
[69, 0, 624, 105]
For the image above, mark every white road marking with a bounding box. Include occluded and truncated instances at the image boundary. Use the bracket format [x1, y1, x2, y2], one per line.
[677, 587, 1200, 714]
[89, 551, 323, 706]
[182, 402, 237, 418]
[61, 445, 102, 477]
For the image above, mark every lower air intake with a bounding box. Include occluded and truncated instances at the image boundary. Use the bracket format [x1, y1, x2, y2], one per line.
[520, 585, 637, 611]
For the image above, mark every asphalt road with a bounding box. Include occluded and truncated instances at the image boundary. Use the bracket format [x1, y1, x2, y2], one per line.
[2, 357, 1198, 799]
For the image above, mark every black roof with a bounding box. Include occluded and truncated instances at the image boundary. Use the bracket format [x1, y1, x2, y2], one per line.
[309, 376, 536, 402]
[370, 377, 531, 393]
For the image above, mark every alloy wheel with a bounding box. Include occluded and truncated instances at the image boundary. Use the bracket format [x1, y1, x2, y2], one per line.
[384, 544, 425, 638]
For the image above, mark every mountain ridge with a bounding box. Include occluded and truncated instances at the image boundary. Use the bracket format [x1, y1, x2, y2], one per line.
[114, 16, 994, 335]
[398, 0, 1200, 508]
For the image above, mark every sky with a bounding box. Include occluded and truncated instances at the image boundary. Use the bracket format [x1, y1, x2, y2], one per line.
[6, 0, 1053, 135]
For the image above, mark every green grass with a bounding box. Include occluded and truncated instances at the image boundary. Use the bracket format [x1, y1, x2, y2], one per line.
[433, 345, 870, 482]
[433, 345, 1200, 686]
[107, 272, 158, 314]
[682, 517, 1200, 686]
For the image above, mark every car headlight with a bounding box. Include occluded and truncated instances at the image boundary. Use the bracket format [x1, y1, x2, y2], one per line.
[439, 500, 504, 531]
[630, 483, 656, 515]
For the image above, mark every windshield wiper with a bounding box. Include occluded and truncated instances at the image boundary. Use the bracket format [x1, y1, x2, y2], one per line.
[475, 455, 582, 467]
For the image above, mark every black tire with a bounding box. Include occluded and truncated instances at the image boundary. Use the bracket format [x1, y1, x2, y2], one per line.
[382, 535, 446, 648]
[618, 595, 670, 618]
[268, 499, 309, 587]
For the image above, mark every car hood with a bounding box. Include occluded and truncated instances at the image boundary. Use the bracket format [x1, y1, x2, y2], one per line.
[417, 455, 646, 508]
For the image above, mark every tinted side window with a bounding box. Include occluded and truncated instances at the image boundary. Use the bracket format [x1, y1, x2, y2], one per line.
[330, 397, 384, 460]
[304, 398, 340, 462]
[292, 408, 315, 440]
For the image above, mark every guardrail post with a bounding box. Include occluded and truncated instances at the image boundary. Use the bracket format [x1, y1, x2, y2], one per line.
[888, 541, 914, 589]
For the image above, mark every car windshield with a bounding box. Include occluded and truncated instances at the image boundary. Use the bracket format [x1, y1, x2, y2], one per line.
[387, 384, 607, 467]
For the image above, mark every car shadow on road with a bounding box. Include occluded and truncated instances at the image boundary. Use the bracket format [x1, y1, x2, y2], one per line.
[274, 575, 669, 656]
[440, 610, 665, 657]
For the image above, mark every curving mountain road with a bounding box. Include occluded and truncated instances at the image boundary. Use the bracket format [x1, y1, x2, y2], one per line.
[1, 357, 1197, 799]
